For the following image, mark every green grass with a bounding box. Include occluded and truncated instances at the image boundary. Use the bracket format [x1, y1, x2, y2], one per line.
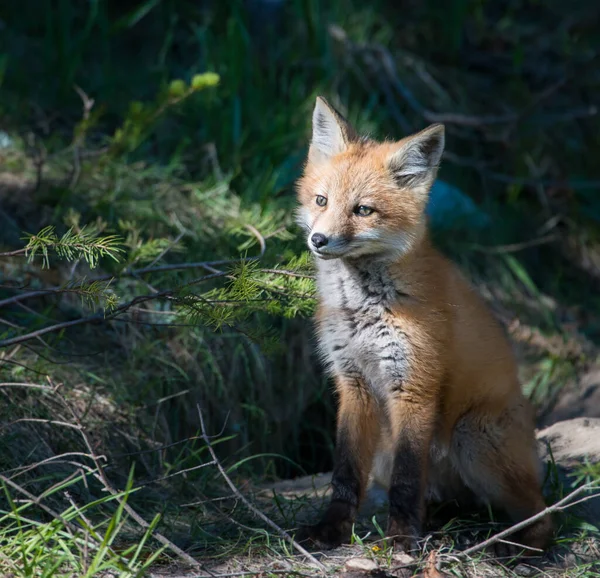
[0, 0, 600, 575]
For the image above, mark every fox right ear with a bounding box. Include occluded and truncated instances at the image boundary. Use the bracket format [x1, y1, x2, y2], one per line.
[388, 123, 445, 191]
[308, 97, 355, 164]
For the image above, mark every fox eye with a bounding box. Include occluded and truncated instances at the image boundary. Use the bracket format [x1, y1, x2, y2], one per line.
[355, 205, 374, 217]
[315, 195, 327, 207]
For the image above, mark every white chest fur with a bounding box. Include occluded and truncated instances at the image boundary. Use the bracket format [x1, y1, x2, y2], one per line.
[316, 259, 410, 398]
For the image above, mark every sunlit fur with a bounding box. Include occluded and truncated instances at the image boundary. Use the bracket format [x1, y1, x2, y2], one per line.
[296, 138, 429, 260]
[295, 97, 553, 554]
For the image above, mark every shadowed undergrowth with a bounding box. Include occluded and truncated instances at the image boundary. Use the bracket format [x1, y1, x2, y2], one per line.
[0, 0, 600, 575]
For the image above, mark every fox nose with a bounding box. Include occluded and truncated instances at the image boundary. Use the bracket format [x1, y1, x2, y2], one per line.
[311, 233, 328, 249]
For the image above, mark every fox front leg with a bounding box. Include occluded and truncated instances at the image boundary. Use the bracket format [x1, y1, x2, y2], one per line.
[297, 380, 380, 549]
[386, 398, 436, 552]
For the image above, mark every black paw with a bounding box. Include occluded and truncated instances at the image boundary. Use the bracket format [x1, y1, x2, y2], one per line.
[295, 518, 353, 550]
[491, 517, 553, 560]
[386, 518, 420, 553]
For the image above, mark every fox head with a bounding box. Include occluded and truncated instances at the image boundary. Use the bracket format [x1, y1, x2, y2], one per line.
[296, 96, 445, 261]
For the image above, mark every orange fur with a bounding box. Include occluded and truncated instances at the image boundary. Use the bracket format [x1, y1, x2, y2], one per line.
[295, 97, 553, 554]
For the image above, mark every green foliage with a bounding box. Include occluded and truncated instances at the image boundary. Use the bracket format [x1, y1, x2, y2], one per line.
[0, 470, 164, 577]
[67, 278, 119, 313]
[0, 0, 599, 571]
[110, 72, 219, 156]
[23, 225, 123, 269]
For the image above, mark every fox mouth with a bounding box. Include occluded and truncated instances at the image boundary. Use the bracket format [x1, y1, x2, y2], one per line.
[312, 249, 345, 260]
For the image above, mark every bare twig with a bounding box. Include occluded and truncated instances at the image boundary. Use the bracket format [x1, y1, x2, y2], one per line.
[70, 85, 95, 189]
[0, 417, 83, 432]
[471, 234, 559, 255]
[259, 269, 315, 280]
[244, 224, 266, 257]
[0, 313, 107, 348]
[137, 460, 217, 488]
[0, 382, 57, 391]
[196, 404, 326, 572]
[3, 452, 98, 478]
[146, 231, 185, 269]
[0, 248, 28, 258]
[460, 480, 600, 557]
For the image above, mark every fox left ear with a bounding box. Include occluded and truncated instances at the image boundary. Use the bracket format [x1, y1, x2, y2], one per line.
[387, 123, 445, 190]
[308, 96, 356, 164]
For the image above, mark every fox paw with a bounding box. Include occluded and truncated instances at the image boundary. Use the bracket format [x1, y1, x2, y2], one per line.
[386, 518, 420, 553]
[492, 518, 553, 559]
[295, 519, 353, 550]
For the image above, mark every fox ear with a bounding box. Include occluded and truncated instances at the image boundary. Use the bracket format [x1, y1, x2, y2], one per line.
[387, 124, 445, 190]
[309, 96, 356, 164]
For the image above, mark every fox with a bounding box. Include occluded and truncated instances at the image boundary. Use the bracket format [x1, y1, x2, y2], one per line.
[294, 96, 553, 553]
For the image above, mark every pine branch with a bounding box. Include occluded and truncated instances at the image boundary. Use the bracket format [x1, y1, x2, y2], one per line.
[22, 225, 124, 269]
[0, 258, 254, 310]
[0, 270, 240, 348]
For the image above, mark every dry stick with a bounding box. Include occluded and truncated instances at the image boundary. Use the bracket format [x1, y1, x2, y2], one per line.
[196, 405, 327, 573]
[460, 481, 600, 558]
[259, 269, 315, 280]
[0, 248, 27, 258]
[136, 460, 217, 489]
[0, 382, 56, 391]
[0, 314, 106, 348]
[4, 452, 97, 478]
[53, 390, 207, 572]
[471, 234, 559, 255]
[0, 417, 83, 432]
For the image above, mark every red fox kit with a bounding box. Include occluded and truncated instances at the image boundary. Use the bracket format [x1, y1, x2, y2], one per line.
[295, 97, 553, 552]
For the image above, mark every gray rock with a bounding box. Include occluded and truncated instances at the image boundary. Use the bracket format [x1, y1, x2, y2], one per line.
[542, 368, 600, 425]
[537, 417, 600, 527]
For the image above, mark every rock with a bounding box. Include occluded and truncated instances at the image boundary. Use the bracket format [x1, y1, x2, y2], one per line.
[261, 471, 332, 498]
[514, 564, 537, 576]
[392, 552, 415, 566]
[345, 558, 379, 571]
[538, 417, 600, 464]
[537, 417, 600, 526]
[542, 368, 600, 425]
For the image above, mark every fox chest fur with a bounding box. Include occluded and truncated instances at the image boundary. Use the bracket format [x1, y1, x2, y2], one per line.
[316, 259, 410, 398]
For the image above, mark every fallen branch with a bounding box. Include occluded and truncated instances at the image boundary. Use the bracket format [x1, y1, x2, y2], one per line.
[196, 404, 326, 573]
[460, 480, 600, 557]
